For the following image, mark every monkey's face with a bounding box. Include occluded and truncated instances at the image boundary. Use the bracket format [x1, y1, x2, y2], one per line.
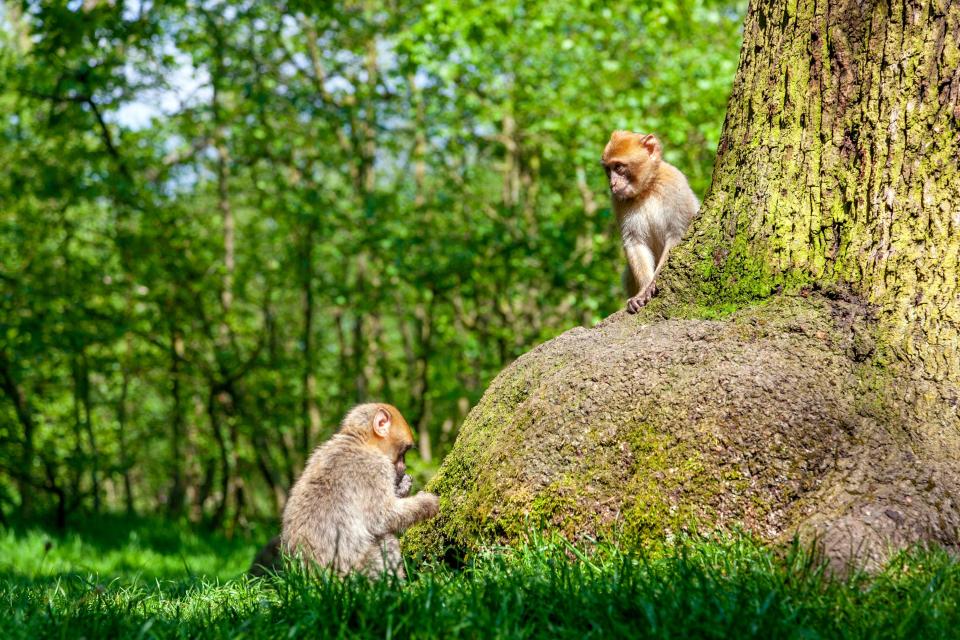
[604, 162, 640, 200]
[602, 131, 661, 201]
[388, 406, 415, 463]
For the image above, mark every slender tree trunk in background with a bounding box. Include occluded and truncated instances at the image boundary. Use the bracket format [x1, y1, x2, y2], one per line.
[222, 381, 245, 537]
[261, 294, 297, 485]
[251, 420, 285, 516]
[373, 315, 393, 400]
[299, 227, 321, 455]
[363, 312, 383, 398]
[228, 423, 245, 535]
[0, 350, 34, 517]
[415, 298, 435, 463]
[72, 353, 100, 513]
[352, 313, 368, 402]
[191, 393, 209, 521]
[207, 386, 230, 530]
[349, 28, 379, 405]
[209, 25, 244, 528]
[399, 299, 434, 462]
[352, 263, 370, 403]
[117, 392, 134, 514]
[167, 329, 186, 515]
[333, 309, 351, 419]
[85, 386, 99, 514]
[117, 331, 135, 515]
[43, 459, 67, 530]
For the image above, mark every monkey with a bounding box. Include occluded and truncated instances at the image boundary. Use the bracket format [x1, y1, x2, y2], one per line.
[280, 403, 439, 578]
[248, 458, 415, 577]
[248, 535, 282, 577]
[394, 458, 413, 498]
[601, 131, 699, 313]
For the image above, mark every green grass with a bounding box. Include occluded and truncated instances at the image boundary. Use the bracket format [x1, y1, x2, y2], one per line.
[1, 517, 958, 639]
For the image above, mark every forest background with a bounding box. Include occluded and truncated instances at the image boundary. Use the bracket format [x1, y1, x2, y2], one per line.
[0, 0, 743, 533]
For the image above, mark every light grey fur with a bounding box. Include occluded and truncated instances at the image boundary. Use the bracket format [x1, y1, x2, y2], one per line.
[280, 404, 438, 578]
[617, 162, 699, 299]
[248, 456, 414, 578]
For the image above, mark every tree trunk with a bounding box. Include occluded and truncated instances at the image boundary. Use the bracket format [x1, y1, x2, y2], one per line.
[300, 227, 321, 456]
[167, 329, 186, 515]
[406, 0, 959, 572]
[674, 0, 959, 385]
[117, 332, 135, 515]
[0, 350, 35, 517]
[73, 352, 101, 513]
[669, 1, 960, 559]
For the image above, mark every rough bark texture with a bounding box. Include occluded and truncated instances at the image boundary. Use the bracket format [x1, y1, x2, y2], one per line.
[404, 0, 960, 570]
[674, 0, 960, 383]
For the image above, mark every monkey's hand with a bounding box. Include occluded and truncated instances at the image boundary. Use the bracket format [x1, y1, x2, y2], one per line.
[414, 492, 440, 520]
[395, 474, 413, 498]
[626, 282, 657, 314]
[380, 492, 441, 535]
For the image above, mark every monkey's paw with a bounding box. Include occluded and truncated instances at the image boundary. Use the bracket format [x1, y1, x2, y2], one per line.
[417, 492, 440, 519]
[395, 474, 413, 498]
[626, 283, 657, 314]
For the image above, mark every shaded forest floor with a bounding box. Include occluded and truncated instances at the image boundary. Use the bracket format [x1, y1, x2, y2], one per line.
[1, 517, 959, 639]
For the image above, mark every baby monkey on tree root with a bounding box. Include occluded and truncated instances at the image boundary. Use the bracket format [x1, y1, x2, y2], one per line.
[249, 403, 437, 578]
[602, 131, 699, 313]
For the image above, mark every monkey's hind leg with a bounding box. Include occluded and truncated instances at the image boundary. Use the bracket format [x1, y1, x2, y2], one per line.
[248, 535, 283, 577]
[361, 536, 406, 579]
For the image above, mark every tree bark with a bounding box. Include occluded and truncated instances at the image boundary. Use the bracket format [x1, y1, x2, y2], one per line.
[672, 0, 959, 387]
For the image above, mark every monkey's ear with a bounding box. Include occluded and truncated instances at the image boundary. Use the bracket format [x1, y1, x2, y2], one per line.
[373, 408, 392, 438]
[640, 134, 662, 158]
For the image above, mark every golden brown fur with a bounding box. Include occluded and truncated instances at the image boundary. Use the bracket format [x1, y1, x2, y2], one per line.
[602, 131, 699, 312]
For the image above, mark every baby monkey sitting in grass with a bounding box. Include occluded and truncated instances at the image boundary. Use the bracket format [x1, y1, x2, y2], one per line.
[249, 403, 438, 578]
